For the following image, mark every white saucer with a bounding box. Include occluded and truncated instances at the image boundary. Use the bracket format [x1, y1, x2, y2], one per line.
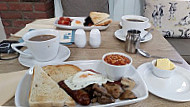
[18, 45, 70, 67]
[137, 62, 190, 102]
[119, 22, 152, 29]
[114, 29, 152, 43]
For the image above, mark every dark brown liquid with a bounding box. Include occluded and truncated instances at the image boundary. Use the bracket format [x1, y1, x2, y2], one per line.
[29, 35, 56, 41]
[127, 19, 144, 22]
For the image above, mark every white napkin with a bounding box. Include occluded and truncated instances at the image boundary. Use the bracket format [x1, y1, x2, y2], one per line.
[0, 70, 26, 105]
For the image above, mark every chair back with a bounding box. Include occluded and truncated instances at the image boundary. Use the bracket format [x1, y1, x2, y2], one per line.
[0, 17, 6, 42]
[54, 0, 109, 17]
[61, 0, 109, 17]
[54, 0, 144, 21]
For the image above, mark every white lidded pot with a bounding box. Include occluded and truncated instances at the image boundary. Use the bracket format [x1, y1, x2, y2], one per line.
[74, 29, 86, 48]
[89, 29, 101, 48]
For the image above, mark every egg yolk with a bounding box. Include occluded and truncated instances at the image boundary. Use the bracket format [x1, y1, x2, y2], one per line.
[79, 73, 94, 78]
[76, 20, 81, 24]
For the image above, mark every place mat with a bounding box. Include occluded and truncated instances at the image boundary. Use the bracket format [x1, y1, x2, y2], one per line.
[29, 18, 56, 25]
[0, 70, 26, 106]
[11, 18, 58, 38]
[11, 23, 56, 38]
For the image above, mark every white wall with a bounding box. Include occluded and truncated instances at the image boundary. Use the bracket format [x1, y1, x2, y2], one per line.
[109, 0, 144, 21]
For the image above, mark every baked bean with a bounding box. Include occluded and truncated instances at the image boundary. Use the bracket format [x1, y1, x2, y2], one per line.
[104, 54, 130, 65]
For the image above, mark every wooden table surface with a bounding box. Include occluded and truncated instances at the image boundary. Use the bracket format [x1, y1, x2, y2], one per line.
[1, 21, 190, 106]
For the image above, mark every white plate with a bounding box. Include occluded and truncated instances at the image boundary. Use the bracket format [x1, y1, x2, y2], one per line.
[15, 60, 148, 107]
[18, 45, 70, 67]
[137, 62, 190, 102]
[119, 22, 152, 29]
[54, 17, 110, 30]
[114, 29, 152, 43]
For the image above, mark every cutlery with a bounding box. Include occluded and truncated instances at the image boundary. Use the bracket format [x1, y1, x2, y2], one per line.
[137, 49, 183, 64]
[141, 29, 154, 41]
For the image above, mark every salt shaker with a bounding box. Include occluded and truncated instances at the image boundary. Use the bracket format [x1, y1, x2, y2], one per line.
[125, 29, 141, 53]
[89, 29, 101, 48]
[74, 29, 86, 48]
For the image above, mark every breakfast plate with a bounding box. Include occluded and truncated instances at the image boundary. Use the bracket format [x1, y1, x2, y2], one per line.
[137, 62, 190, 102]
[15, 60, 148, 106]
[54, 17, 110, 30]
[114, 29, 152, 43]
[18, 45, 70, 67]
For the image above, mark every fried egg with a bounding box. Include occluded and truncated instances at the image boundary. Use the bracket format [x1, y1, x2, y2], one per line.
[64, 71, 113, 90]
[71, 19, 84, 27]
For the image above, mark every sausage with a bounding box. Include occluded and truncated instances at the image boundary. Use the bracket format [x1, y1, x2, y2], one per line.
[58, 80, 91, 105]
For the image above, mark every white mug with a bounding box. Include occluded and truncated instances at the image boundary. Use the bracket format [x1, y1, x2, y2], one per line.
[121, 15, 150, 36]
[11, 29, 60, 62]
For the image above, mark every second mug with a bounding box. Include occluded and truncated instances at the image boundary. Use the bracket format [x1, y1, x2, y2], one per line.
[121, 15, 150, 37]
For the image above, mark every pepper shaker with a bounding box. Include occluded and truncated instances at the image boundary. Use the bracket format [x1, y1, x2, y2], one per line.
[89, 29, 101, 48]
[74, 29, 86, 48]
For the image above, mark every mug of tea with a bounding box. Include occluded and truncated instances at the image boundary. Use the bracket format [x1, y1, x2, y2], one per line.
[121, 15, 150, 36]
[11, 29, 60, 62]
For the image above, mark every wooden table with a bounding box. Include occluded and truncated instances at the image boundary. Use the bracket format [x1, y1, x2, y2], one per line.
[1, 21, 190, 106]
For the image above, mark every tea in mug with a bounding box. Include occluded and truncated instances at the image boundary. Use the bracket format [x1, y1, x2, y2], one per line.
[29, 35, 56, 41]
[126, 19, 144, 22]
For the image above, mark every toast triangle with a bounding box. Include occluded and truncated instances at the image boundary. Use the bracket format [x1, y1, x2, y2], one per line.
[95, 19, 112, 26]
[29, 65, 75, 107]
[42, 64, 81, 83]
[90, 12, 110, 24]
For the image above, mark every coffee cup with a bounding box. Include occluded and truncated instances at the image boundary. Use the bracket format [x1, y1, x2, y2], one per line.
[11, 29, 60, 62]
[121, 15, 150, 36]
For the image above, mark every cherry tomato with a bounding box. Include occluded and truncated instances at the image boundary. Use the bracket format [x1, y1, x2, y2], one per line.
[58, 20, 63, 24]
[63, 21, 70, 25]
[59, 17, 65, 20]
[65, 17, 71, 21]
[58, 17, 71, 25]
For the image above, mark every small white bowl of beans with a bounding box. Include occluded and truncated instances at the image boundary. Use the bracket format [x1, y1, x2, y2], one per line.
[102, 52, 132, 81]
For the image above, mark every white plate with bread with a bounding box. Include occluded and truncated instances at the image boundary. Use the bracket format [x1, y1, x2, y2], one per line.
[54, 12, 112, 30]
[15, 60, 148, 107]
